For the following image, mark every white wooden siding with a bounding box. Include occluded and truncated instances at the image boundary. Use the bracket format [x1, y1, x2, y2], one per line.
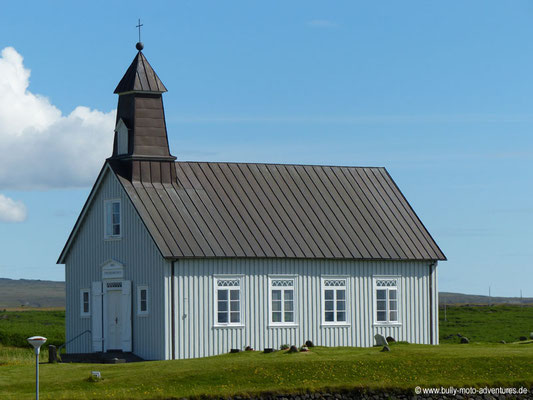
[169, 258, 438, 359]
[63, 166, 439, 361]
[64, 167, 170, 360]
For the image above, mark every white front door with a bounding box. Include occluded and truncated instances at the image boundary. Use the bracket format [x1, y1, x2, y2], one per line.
[106, 289, 122, 350]
[103, 280, 131, 352]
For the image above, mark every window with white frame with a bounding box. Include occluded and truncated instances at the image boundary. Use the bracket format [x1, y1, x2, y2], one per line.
[80, 289, 90, 317]
[214, 277, 242, 326]
[269, 277, 296, 325]
[322, 278, 347, 324]
[137, 286, 149, 316]
[104, 200, 121, 239]
[374, 277, 399, 323]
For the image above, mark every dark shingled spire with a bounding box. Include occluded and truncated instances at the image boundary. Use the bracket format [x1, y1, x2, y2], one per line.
[109, 46, 176, 182]
[114, 51, 167, 94]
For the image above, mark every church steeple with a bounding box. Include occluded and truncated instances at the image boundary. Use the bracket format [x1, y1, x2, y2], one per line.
[109, 43, 176, 163]
[113, 44, 167, 94]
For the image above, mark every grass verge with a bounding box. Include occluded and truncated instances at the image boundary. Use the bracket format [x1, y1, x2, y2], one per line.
[439, 304, 533, 343]
[0, 310, 65, 348]
[1, 343, 532, 399]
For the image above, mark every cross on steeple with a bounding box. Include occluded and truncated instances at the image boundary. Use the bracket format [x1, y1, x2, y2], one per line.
[136, 19, 143, 43]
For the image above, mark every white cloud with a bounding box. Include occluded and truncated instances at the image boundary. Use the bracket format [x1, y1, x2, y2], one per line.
[0, 47, 116, 190]
[0, 194, 27, 222]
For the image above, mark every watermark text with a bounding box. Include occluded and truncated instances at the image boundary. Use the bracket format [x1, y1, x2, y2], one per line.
[414, 386, 529, 396]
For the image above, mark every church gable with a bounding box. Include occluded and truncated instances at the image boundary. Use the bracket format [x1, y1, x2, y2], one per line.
[58, 164, 164, 264]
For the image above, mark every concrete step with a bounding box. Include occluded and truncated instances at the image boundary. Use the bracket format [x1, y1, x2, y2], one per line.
[60, 351, 144, 364]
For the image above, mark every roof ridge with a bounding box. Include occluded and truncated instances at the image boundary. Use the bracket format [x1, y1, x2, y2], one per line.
[175, 160, 387, 170]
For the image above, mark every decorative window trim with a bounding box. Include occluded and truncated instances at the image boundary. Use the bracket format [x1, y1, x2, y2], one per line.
[213, 275, 244, 328]
[373, 275, 401, 326]
[106, 281, 123, 289]
[321, 276, 350, 326]
[80, 288, 90, 317]
[137, 285, 149, 316]
[104, 199, 122, 240]
[268, 275, 298, 327]
[101, 260, 124, 280]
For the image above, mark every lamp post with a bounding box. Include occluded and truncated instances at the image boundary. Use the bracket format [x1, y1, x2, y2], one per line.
[27, 336, 47, 400]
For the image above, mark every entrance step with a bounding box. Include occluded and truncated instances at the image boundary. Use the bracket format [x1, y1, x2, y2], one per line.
[60, 351, 144, 364]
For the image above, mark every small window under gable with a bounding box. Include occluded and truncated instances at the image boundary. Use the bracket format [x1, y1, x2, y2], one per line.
[115, 118, 129, 155]
[104, 199, 121, 239]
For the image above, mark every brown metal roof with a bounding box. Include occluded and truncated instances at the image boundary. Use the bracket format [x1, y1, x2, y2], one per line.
[114, 52, 167, 94]
[112, 161, 446, 261]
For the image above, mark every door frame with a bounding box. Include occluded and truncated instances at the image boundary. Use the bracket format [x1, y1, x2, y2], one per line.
[102, 279, 132, 352]
[103, 280, 122, 351]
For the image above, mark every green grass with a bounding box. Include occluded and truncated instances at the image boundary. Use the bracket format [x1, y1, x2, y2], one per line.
[0, 343, 532, 399]
[0, 310, 65, 348]
[0, 344, 49, 366]
[439, 304, 533, 343]
[1, 306, 533, 399]
[0, 307, 533, 398]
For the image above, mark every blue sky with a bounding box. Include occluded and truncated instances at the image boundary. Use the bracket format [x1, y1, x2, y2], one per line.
[0, 1, 532, 297]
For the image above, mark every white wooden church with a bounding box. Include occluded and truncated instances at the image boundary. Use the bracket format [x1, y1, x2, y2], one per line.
[58, 44, 446, 360]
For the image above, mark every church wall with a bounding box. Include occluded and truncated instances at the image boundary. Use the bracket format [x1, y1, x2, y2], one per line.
[170, 258, 438, 359]
[64, 166, 170, 360]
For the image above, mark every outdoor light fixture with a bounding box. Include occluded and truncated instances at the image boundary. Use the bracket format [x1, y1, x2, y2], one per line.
[27, 336, 47, 400]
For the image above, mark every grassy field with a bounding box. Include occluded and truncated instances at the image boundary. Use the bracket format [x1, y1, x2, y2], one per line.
[1, 343, 532, 399]
[1, 305, 533, 398]
[0, 279, 65, 309]
[0, 310, 65, 348]
[439, 304, 533, 343]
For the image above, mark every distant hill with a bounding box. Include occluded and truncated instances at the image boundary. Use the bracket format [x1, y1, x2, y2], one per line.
[1, 278, 531, 309]
[0, 278, 65, 309]
[439, 291, 533, 305]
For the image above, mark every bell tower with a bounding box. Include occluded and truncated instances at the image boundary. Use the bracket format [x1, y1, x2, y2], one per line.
[109, 42, 176, 183]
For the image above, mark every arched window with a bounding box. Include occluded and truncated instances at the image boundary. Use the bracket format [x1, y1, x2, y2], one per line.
[115, 119, 128, 155]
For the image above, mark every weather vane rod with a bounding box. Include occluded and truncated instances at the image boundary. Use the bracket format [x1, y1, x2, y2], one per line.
[136, 18, 143, 43]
